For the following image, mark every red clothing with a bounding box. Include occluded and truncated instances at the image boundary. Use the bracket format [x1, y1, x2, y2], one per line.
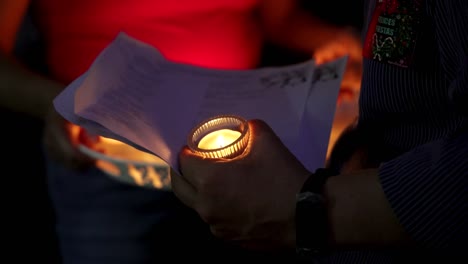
[34, 0, 262, 83]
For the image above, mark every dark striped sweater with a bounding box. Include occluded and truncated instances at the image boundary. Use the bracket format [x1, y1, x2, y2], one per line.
[324, 0, 467, 262]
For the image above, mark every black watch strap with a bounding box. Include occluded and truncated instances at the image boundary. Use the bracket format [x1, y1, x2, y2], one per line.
[301, 168, 338, 194]
[296, 168, 339, 262]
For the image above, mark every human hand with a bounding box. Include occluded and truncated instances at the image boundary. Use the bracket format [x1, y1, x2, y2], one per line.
[313, 28, 363, 104]
[313, 28, 362, 66]
[42, 106, 97, 170]
[172, 119, 310, 250]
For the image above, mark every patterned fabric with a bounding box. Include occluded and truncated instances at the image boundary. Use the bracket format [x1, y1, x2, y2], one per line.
[322, 0, 467, 262]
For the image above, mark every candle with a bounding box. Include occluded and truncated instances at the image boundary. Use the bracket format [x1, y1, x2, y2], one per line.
[198, 129, 242, 150]
[188, 115, 249, 159]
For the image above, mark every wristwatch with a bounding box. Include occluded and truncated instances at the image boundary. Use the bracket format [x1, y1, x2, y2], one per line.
[296, 168, 338, 262]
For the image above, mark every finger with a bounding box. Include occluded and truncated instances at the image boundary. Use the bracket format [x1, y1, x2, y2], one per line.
[77, 128, 100, 148]
[65, 125, 96, 168]
[46, 124, 94, 170]
[178, 146, 222, 186]
[314, 51, 335, 65]
[170, 167, 197, 209]
[246, 119, 285, 157]
[246, 119, 309, 175]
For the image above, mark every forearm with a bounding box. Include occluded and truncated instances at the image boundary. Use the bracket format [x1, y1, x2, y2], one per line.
[323, 131, 467, 250]
[0, 54, 63, 119]
[323, 169, 411, 248]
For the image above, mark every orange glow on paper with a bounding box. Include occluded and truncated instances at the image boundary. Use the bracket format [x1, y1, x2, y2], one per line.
[76, 132, 170, 189]
[95, 136, 164, 163]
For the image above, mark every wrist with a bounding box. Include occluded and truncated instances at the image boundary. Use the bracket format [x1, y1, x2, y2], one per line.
[295, 168, 339, 260]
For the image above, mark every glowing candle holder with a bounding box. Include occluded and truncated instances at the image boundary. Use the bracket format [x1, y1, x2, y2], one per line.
[188, 115, 250, 159]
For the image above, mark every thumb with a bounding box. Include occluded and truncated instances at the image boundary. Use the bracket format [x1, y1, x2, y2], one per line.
[247, 119, 287, 156]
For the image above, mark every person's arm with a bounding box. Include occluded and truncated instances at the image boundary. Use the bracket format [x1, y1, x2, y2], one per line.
[321, 169, 410, 248]
[0, 54, 64, 119]
[259, 0, 363, 109]
[325, 131, 467, 249]
[174, 120, 410, 250]
[0, 0, 63, 119]
[258, 0, 358, 56]
[0, 0, 92, 168]
[326, 0, 468, 250]
[174, 121, 466, 252]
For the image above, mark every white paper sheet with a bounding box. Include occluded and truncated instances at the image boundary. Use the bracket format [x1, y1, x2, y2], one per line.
[54, 33, 346, 174]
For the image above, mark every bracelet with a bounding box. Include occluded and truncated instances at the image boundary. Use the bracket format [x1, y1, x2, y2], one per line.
[296, 168, 339, 262]
[301, 168, 339, 194]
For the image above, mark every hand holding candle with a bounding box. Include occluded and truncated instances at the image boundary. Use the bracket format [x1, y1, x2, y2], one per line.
[173, 119, 310, 249]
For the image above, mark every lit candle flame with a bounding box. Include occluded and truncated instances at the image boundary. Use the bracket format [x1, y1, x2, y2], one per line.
[216, 135, 226, 148]
[198, 129, 241, 150]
